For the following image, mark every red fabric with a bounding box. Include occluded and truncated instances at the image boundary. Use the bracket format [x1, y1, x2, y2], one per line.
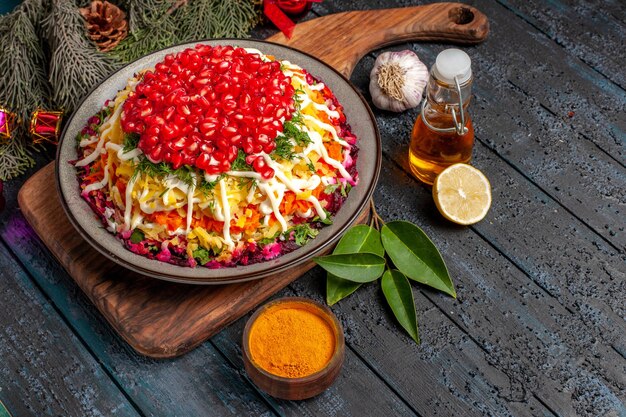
[264, 0, 296, 38]
[264, 0, 322, 38]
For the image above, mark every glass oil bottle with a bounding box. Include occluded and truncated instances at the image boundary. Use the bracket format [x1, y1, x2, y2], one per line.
[409, 49, 474, 185]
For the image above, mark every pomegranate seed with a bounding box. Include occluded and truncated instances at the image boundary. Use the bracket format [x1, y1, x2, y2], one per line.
[170, 152, 183, 169]
[163, 106, 176, 121]
[148, 144, 163, 162]
[253, 157, 266, 171]
[196, 153, 211, 170]
[171, 137, 186, 151]
[221, 125, 237, 138]
[187, 114, 200, 125]
[261, 168, 275, 180]
[186, 142, 199, 154]
[205, 165, 221, 175]
[213, 150, 226, 162]
[227, 145, 238, 162]
[143, 135, 158, 148]
[182, 153, 195, 165]
[216, 138, 229, 150]
[257, 134, 270, 145]
[121, 44, 295, 174]
[229, 134, 242, 146]
[177, 104, 191, 116]
[263, 142, 276, 153]
[215, 80, 230, 94]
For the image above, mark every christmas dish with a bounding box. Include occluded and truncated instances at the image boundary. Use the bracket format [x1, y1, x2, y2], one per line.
[56, 39, 380, 284]
[73, 44, 359, 268]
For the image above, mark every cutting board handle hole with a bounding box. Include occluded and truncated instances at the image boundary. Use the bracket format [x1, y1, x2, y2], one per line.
[448, 7, 474, 25]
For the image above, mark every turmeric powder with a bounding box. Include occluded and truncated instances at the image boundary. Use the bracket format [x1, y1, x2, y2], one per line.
[248, 301, 336, 378]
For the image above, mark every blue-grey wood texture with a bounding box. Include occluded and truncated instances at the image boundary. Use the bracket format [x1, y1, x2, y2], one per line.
[0, 241, 139, 417]
[0, 0, 624, 416]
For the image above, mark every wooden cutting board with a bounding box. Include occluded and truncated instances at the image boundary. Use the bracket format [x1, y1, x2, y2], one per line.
[18, 3, 488, 358]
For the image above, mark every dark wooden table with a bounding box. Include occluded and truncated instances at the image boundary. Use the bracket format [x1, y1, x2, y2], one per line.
[1, 1, 624, 416]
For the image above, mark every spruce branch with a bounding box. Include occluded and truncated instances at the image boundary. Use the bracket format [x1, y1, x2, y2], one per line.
[0, 4, 49, 119]
[211, 0, 258, 38]
[110, 16, 179, 62]
[175, 0, 215, 41]
[126, 0, 175, 33]
[175, 0, 258, 42]
[0, 1, 50, 180]
[45, 0, 121, 112]
[0, 132, 37, 180]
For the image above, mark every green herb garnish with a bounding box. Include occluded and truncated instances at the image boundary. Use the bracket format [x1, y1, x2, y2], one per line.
[197, 173, 226, 195]
[123, 133, 140, 152]
[258, 231, 281, 246]
[192, 247, 211, 265]
[312, 210, 333, 225]
[272, 135, 296, 161]
[283, 120, 311, 146]
[290, 223, 319, 246]
[340, 182, 352, 197]
[131, 156, 200, 189]
[130, 229, 145, 244]
[231, 149, 252, 171]
[324, 183, 340, 194]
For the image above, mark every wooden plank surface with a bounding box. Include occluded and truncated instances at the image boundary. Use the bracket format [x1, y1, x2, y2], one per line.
[352, 49, 626, 354]
[0, 242, 139, 417]
[498, 0, 626, 89]
[0, 0, 624, 415]
[16, 2, 490, 358]
[20, 163, 365, 358]
[310, 1, 626, 415]
[267, 2, 489, 76]
[1, 211, 422, 417]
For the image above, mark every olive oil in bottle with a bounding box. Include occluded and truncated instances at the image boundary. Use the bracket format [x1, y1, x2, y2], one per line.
[409, 49, 475, 185]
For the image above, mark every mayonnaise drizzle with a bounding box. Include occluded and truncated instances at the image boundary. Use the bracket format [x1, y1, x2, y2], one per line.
[75, 138, 105, 167]
[297, 92, 340, 120]
[300, 126, 353, 181]
[186, 173, 198, 232]
[302, 114, 350, 148]
[219, 179, 235, 249]
[123, 176, 137, 228]
[80, 136, 99, 147]
[76, 103, 123, 167]
[83, 167, 109, 193]
[260, 153, 327, 221]
[257, 180, 288, 231]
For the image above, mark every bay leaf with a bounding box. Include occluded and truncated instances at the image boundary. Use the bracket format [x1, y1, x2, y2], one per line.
[381, 269, 419, 343]
[381, 221, 456, 298]
[315, 253, 385, 283]
[334, 224, 384, 256]
[327, 225, 384, 305]
[327, 274, 361, 306]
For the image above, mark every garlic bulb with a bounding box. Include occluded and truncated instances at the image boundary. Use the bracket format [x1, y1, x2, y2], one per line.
[369, 50, 429, 112]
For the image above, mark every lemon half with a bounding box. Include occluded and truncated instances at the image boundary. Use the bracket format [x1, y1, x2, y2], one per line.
[433, 163, 492, 225]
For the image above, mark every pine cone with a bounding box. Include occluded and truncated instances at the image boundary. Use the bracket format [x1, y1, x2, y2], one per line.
[79, 1, 128, 52]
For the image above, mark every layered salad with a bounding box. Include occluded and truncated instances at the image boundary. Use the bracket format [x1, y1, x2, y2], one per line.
[74, 44, 358, 268]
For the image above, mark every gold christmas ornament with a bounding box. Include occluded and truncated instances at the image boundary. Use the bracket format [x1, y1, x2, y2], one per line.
[29, 109, 64, 145]
[79, 0, 128, 52]
[0, 107, 18, 144]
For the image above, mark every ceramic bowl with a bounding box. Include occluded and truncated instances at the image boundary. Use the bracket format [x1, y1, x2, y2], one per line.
[242, 297, 345, 400]
[56, 39, 381, 284]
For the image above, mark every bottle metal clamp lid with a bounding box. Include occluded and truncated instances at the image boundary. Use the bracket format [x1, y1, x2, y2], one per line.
[421, 48, 472, 135]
